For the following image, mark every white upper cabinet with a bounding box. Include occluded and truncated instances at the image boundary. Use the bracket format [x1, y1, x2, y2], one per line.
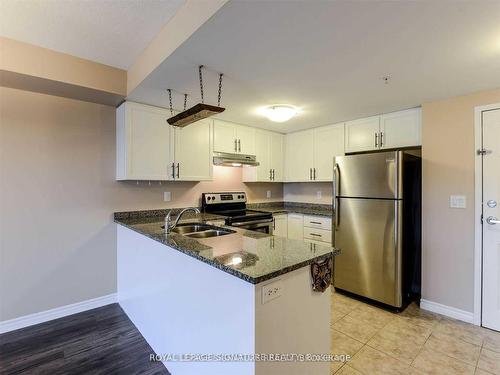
[213, 120, 255, 155]
[313, 123, 345, 181]
[242, 129, 283, 182]
[344, 108, 421, 153]
[116, 101, 173, 180]
[285, 129, 314, 182]
[344, 116, 380, 153]
[173, 119, 213, 181]
[379, 108, 421, 149]
[116, 101, 213, 181]
[285, 123, 345, 182]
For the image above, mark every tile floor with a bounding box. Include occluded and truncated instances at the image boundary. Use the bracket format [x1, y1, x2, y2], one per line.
[330, 290, 500, 375]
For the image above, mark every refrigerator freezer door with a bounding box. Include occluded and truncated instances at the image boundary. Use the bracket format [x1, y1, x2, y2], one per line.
[335, 151, 402, 199]
[334, 198, 403, 307]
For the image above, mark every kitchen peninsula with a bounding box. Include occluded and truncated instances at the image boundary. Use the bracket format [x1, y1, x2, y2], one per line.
[115, 209, 339, 375]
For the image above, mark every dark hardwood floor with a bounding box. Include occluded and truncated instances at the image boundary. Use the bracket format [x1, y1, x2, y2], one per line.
[0, 304, 169, 375]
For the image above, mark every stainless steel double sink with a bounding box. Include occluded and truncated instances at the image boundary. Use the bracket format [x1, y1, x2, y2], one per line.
[169, 223, 235, 238]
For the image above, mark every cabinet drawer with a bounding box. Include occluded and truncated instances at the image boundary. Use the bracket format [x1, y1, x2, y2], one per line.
[303, 228, 332, 243]
[303, 215, 332, 230]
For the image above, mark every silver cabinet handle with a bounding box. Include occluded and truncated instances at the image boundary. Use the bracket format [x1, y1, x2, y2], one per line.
[375, 133, 379, 148]
[310, 221, 322, 225]
[234, 139, 237, 152]
[313, 168, 316, 180]
[333, 163, 340, 229]
[486, 216, 500, 225]
[270, 169, 273, 180]
[238, 139, 241, 152]
[380, 132, 384, 147]
[273, 217, 276, 229]
[272, 169, 275, 181]
[309, 233, 322, 237]
[176, 163, 180, 178]
[310, 168, 312, 180]
[171, 162, 175, 179]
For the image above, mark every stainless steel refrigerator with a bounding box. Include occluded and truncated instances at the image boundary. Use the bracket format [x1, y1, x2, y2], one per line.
[333, 151, 421, 308]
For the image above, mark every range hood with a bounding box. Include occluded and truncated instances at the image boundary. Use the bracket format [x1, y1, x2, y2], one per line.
[213, 152, 259, 167]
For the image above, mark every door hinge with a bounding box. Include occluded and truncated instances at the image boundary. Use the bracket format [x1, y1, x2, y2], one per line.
[477, 149, 492, 156]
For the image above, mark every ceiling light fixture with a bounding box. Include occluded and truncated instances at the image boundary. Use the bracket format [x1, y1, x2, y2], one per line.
[262, 105, 298, 123]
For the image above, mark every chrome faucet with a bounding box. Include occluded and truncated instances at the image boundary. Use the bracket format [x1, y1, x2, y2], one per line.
[164, 207, 201, 233]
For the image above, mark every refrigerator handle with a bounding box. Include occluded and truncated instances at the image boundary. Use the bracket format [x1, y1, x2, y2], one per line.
[333, 163, 340, 230]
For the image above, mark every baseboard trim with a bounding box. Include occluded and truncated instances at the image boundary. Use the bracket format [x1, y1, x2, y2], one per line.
[420, 298, 474, 324]
[0, 293, 117, 334]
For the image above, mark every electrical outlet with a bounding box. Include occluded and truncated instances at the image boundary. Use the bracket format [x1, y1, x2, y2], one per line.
[449, 195, 466, 209]
[266, 190, 272, 199]
[262, 280, 283, 304]
[163, 192, 171, 202]
[316, 191, 322, 200]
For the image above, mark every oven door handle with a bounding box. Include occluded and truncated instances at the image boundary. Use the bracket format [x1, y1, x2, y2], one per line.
[231, 218, 273, 227]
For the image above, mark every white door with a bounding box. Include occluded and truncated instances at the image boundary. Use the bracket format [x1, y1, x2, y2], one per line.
[287, 213, 304, 240]
[482, 107, 500, 331]
[236, 125, 255, 155]
[174, 119, 213, 181]
[344, 116, 380, 153]
[313, 123, 344, 181]
[269, 132, 284, 182]
[285, 130, 314, 182]
[214, 120, 237, 153]
[123, 102, 173, 180]
[252, 129, 271, 181]
[380, 108, 421, 149]
[273, 214, 288, 237]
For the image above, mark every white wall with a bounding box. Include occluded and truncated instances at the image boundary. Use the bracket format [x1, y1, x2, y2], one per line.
[283, 182, 332, 205]
[0, 87, 282, 321]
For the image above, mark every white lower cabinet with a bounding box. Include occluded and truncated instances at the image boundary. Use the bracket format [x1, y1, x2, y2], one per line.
[287, 213, 304, 240]
[272, 214, 288, 237]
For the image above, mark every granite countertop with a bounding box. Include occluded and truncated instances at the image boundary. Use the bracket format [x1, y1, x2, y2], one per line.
[114, 209, 339, 285]
[247, 202, 333, 217]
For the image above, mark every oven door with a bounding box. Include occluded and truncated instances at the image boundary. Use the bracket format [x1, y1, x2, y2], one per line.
[231, 219, 273, 235]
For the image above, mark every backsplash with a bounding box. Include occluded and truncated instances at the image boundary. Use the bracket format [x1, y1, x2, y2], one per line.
[283, 182, 333, 205]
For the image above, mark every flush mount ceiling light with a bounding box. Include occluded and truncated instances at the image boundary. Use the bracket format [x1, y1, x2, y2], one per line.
[262, 105, 298, 123]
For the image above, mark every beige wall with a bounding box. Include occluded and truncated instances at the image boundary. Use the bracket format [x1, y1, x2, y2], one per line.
[0, 87, 281, 321]
[283, 182, 333, 205]
[422, 88, 500, 313]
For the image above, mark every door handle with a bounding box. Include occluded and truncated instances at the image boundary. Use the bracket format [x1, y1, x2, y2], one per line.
[238, 139, 241, 152]
[234, 139, 237, 152]
[176, 163, 180, 178]
[272, 169, 275, 181]
[270, 169, 273, 180]
[313, 168, 316, 180]
[380, 132, 384, 147]
[171, 162, 175, 179]
[486, 216, 500, 225]
[310, 168, 312, 180]
[333, 163, 340, 229]
[375, 133, 379, 148]
[273, 218, 276, 230]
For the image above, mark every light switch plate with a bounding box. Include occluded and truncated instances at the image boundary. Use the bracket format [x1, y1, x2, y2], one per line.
[163, 192, 171, 202]
[450, 195, 466, 209]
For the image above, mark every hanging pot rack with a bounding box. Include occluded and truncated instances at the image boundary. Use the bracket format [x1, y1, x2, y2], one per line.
[166, 65, 225, 127]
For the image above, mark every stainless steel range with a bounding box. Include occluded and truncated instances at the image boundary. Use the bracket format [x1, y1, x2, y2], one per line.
[201, 192, 273, 234]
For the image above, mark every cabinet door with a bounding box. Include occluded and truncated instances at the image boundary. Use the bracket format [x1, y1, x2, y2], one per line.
[117, 102, 173, 180]
[242, 129, 271, 182]
[273, 214, 288, 237]
[236, 125, 255, 155]
[174, 119, 213, 181]
[285, 130, 314, 182]
[313, 123, 344, 181]
[344, 116, 380, 153]
[214, 120, 237, 153]
[287, 213, 304, 240]
[380, 108, 421, 149]
[270, 132, 284, 182]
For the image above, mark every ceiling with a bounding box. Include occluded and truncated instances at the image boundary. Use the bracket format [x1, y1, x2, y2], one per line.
[129, 0, 500, 133]
[0, 0, 185, 69]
